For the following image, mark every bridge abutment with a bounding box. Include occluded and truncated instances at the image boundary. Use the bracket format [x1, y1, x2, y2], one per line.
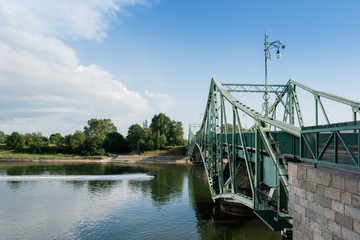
[288, 163, 360, 240]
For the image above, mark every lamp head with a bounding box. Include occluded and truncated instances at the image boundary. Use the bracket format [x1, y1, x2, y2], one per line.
[276, 50, 281, 59]
[282, 45, 285, 49]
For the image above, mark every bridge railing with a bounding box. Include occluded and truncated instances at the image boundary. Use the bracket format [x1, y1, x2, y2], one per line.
[301, 121, 360, 171]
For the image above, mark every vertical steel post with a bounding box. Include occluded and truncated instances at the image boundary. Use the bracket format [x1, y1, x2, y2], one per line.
[289, 88, 295, 125]
[334, 131, 338, 164]
[219, 94, 224, 194]
[353, 109, 357, 134]
[283, 93, 290, 123]
[354, 110, 357, 122]
[276, 147, 280, 215]
[222, 97, 231, 192]
[315, 132, 318, 160]
[232, 107, 236, 193]
[212, 86, 218, 179]
[315, 96, 319, 126]
[255, 126, 261, 189]
[358, 129, 360, 167]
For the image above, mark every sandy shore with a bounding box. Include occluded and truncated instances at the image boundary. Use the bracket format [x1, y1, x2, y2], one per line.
[112, 155, 190, 164]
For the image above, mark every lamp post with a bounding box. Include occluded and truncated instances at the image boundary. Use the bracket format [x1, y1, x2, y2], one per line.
[264, 30, 285, 117]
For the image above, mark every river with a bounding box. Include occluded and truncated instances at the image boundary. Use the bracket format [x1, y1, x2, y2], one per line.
[0, 163, 280, 240]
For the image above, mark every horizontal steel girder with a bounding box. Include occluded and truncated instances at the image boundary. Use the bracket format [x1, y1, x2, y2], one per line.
[212, 78, 301, 137]
[223, 83, 288, 93]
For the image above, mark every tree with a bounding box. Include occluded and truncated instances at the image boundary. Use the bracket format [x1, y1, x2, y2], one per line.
[167, 121, 185, 146]
[148, 113, 186, 147]
[151, 131, 160, 150]
[24, 133, 33, 146]
[159, 133, 167, 149]
[64, 134, 72, 152]
[147, 139, 155, 150]
[6, 132, 25, 150]
[49, 133, 64, 149]
[0, 131, 6, 143]
[84, 119, 117, 141]
[82, 135, 105, 156]
[65, 131, 86, 153]
[137, 139, 147, 152]
[24, 132, 45, 146]
[126, 113, 186, 152]
[150, 113, 171, 136]
[127, 124, 144, 152]
[103, 132, 128, 153]
[142, 120, 148, 129]
[29, 134, 47, 154]
[149, 113, 172, 150]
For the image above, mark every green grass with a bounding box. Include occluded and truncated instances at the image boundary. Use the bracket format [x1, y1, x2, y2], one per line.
[0, 144, 80, 159]
[128, 146, 186, 157]
[0, 144, 186, 159]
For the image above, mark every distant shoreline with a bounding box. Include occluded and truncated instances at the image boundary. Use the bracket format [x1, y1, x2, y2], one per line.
[112, 155, 189, 164]
[0, 155, 190, 164]
[0, 157, 104, 163]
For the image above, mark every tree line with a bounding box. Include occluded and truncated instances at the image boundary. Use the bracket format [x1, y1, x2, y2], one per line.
[0, 113, 186, 156]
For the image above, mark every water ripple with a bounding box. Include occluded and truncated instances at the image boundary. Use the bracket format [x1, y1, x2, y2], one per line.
[0, 173, 154, 181]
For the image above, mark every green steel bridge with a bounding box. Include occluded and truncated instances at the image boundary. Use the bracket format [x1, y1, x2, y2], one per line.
[187, 78, 360, 231]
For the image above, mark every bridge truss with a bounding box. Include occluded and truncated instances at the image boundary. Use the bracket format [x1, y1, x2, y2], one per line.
[188, 77, 360, 231]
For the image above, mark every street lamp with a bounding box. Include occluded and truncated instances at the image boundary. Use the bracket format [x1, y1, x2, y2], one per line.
[264, 30, 285, 117]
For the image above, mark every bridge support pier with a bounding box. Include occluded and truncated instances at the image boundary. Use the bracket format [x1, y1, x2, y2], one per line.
[288, 163, 360, 240]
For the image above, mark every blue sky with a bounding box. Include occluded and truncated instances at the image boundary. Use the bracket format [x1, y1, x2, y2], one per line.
[0, 0, 359, 137]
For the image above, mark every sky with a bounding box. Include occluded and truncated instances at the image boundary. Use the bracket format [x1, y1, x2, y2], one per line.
[0, 0, 360, 137]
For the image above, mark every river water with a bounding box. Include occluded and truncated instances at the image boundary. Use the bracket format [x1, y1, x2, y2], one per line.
[0, 163, 280, 240]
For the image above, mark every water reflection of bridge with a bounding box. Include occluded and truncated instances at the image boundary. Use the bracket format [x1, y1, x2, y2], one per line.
[187, 78, 360, 232]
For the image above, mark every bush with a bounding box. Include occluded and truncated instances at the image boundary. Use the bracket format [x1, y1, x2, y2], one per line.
[6, 132, 25, 150]
[82, 135, 105, 156]
[29, 135, 47, 154]
[65, 131, 86, 154]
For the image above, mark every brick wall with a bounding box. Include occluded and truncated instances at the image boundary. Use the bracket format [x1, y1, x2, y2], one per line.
[288, 163, 360, 240]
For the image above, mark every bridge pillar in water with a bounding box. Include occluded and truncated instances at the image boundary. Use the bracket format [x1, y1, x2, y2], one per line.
[288, 163, 360, 240]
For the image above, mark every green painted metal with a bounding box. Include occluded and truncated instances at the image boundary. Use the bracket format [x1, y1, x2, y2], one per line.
[187, 77, 360, 231]
[301, 121, 360, 170]
[223, 83, 287, 93]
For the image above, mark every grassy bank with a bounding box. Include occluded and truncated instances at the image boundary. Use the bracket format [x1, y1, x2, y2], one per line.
[0, 144, 186, 160]
[126, 146, 186, 157]
[0, 144, 93, 159]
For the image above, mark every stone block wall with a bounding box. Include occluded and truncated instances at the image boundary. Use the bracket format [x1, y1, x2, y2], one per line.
[288, 163, 360, 240]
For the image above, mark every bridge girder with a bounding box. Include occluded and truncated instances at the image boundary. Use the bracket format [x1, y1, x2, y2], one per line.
[188, 77, 360, 231]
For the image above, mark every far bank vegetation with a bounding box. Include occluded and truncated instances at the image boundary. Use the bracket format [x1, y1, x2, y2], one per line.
[0, 113, 186, 157]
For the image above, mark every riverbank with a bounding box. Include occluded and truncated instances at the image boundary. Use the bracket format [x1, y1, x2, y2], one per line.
[0, 155, 190, 164]
[0, 144, 190, 164]
[112, 155, 189, 164]
[0, 157, 104, 163]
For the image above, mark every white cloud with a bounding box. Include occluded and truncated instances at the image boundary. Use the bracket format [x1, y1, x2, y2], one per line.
[0, 0, 152, 136]
[145, 90, 176, 112]
[0, 0, 148, 42]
